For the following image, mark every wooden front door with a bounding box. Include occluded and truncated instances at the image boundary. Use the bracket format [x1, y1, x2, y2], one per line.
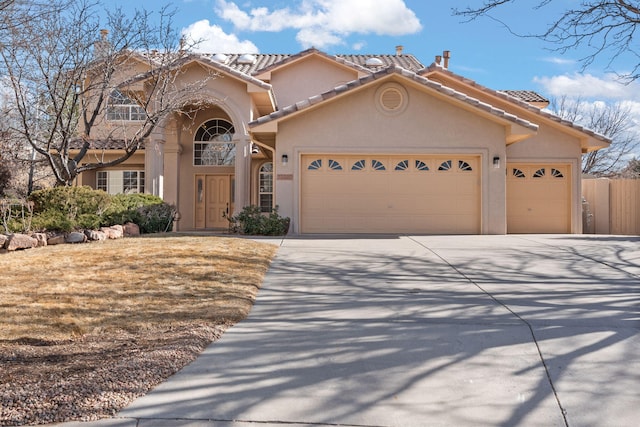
[195, 174, 233, 229]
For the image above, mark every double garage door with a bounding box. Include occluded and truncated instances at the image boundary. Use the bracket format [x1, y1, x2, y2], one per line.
[300, 154, 481, 234]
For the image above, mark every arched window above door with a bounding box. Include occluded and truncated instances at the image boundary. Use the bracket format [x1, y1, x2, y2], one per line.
[194, 119, 235, 166]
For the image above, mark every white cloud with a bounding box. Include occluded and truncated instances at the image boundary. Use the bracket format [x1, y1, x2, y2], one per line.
[541, 57, 575, 66]
[215, 0, 422, 49]
[534, 73, 640, 100]
[352, 41, 366, 51]
[181, 20, 259, 53]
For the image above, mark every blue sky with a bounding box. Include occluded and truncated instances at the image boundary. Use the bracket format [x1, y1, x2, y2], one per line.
[108, 0, 640, 112]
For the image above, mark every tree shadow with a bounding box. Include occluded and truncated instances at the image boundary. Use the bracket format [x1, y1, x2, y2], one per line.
[119, 235, 639, 426]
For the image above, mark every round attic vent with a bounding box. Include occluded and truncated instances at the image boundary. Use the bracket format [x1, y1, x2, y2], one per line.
[212, 53, 229, 64]
[237, 54, 256, 64]
[381, 88, 403, 110]
[365, 57, 384, 67]
[375, 83, 408, 115]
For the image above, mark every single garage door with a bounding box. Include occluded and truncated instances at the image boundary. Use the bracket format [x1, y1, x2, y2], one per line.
[301, 155, 481, 234]
[507, 163, 571, 233]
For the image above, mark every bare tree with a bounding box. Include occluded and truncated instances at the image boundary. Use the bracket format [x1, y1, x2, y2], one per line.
[454, 1, 640, 82]
[549, 96, 639, 175]
[0, 0, 213, 187]
[619, 157, 640, 177]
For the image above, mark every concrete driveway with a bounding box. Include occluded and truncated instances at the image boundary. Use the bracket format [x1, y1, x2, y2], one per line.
[61, 235, 639, 427]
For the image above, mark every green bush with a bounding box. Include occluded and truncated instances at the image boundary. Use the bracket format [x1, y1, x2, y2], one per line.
[229, 205, 289, 236]
[29, 186, 111, 218]
[102, 193, 164, 226]
[26, 187, 173, 234]
[30, 209, 75, 232]
[28, 186, 110, 232]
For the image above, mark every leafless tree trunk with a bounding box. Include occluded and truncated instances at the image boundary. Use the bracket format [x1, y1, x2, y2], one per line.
[0, 0, 213, 187]
[454, 1, 640, 82]
[549, 96, 639, 175]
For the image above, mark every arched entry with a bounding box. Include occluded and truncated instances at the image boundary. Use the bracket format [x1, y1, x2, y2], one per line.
[194, 118, 235, 229]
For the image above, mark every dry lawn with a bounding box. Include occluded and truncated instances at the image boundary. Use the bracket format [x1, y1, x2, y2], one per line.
[0, 234, 278, 425]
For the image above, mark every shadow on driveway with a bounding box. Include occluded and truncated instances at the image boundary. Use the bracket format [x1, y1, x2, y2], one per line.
[119, 235, 639, 427]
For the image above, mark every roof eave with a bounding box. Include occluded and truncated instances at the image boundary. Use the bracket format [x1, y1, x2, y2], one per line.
[422, 65, 612, 149]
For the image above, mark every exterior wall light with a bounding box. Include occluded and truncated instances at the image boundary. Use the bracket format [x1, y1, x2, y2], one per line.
[281, 154, 288, 165]
[493, 156, 501, 169]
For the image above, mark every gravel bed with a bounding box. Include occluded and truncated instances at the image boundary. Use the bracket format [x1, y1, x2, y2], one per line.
[0, 323, 229, 426]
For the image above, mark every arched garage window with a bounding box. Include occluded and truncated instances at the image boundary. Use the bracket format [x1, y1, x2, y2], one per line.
[259, 162, 273, 212]
[194, 119, 235, 166]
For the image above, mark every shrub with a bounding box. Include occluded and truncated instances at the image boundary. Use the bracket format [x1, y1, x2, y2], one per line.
[136, 202, 177, 233]
[23, 186, 174, 234]
[1, 199, 33, 233]
[30, 209, 75, 232]
[29, 186, 111, 218]
[28, 186, 111, 232]
[102, 193, 164, 226]
[230, 205, 289, 236]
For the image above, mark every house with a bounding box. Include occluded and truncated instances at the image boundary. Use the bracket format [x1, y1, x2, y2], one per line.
[74, 46, 610, 234]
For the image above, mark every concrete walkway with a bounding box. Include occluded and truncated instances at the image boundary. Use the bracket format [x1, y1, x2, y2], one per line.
[53, 235, 639, 426]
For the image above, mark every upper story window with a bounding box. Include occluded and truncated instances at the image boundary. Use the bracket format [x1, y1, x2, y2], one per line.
[106, 90, 146, 121]
[194, 119, 235, 166]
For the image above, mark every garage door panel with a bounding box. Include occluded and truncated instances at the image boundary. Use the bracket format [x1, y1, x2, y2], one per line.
[301, 155, 481, 234]
[507, 163, 571, 234]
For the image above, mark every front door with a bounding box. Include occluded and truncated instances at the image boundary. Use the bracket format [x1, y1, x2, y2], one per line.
[195, 174, 233, 229]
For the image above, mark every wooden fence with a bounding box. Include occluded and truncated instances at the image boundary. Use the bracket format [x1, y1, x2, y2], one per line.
[582, 178, 640, 235]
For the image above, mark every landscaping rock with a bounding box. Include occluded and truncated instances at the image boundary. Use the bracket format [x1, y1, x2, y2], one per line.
[124, 222, 140, 237]
[66, 231, 87, 244]
[47, 235, 66, 245]
[0, 234, 7, 248]
[5, 233, 38, 251]
[85, 229, 107, 241]
[31, 233, 48, 247]
[101, 225, 123, 239]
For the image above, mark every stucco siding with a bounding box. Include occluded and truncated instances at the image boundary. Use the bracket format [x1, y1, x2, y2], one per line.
[274, 79, 509, 234]
[506, 125, 582, 159]
[270, 56, 359, 108]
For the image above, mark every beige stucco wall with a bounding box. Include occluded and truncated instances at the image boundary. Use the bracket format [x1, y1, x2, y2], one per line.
[273, 77, 509, 234]
[270, 56, 359, 108]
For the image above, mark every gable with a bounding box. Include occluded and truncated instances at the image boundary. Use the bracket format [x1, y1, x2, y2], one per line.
[269, 55, 362, 108]
[276, 77, 511, 152]
[251, 67, 537, 147]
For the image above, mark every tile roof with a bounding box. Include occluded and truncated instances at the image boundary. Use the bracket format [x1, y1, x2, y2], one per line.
[250, 65, 538, 133]
[68, 139, 145, 150]
[499, 90, 549, 103]
[338, 54, 425, 72]
[182, 49, 426, 76]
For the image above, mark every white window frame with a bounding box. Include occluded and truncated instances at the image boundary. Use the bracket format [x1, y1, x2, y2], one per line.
[193, 119, 235, 166]
[258, 162, 273, 212]
[96, 170, 145, 194]
[106, 89, 146, 122]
